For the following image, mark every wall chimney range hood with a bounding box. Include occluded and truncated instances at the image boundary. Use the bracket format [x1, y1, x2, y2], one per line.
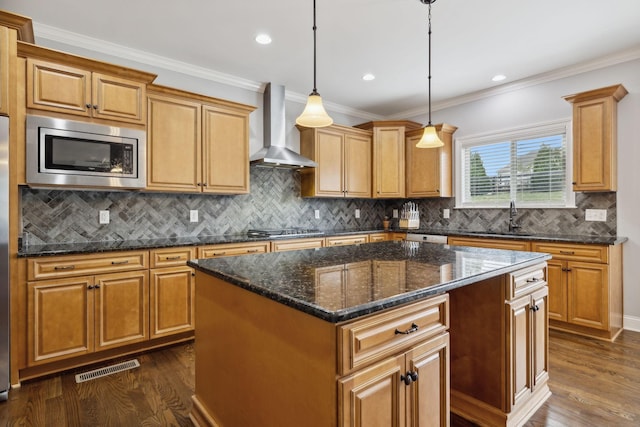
[250, 83, 317, 169]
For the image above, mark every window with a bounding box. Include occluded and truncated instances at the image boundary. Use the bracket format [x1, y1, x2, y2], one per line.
[455, 119, 574, 208]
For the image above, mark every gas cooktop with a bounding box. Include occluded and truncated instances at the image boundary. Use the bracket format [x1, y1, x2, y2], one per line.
[247, 228, 325, 238]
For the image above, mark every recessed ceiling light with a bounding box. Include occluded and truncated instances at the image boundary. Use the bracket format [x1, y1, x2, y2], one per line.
[255, 34, 272, 45]
[492, 74, 506, 82]
[362, 73, 375, 81]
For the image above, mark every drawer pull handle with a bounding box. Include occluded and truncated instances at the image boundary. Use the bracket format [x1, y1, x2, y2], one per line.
[559, 250, 575, 255]
[395, 323, 419, 335]
[165, 256, 181, 261]
[213, 252, 226, 256]
[400, 370, 419, 385]
[111, 260, 129, 265]
[247, 249, 260, 253]
[562, 268, 573, 272]
[526, 278, 539, 283]
[54, 265, 75, 271]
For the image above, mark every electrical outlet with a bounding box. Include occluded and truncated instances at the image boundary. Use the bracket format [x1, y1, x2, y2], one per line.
[392, 209, 399, 218]
[314, 209, 320, 219]
[355, 209, 361, 219]
[443, 209, 450, 219]
[99, 210, 110, 224]
[585, 209, 607, 222]
[190, 210, 199, 223]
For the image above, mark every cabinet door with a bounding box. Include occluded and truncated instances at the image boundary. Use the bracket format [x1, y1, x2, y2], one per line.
[345, 132, 372, 197]
[202, 105, 250, 194]
[572, 97, 614, 191]
[150, 266, 195, 338]
[546, 259, 567, 322]
[373, 127, 405, 198]
[506, 294, 533, 411]
[406, 133, 440, 197]
[339, 354, 406, 427]
[316, 128, 345, 196]
[567, 262, 608, 330]
[27, 276, 94, 365]
[531, 287, 549, 389]
[27, 58, 91, 117]
[92, 72, 146, 124]
[406, 334, 450, 427]
[147, 94, 202, 191]
[0, 27, 11, 115]
[94, 271, 149, 351]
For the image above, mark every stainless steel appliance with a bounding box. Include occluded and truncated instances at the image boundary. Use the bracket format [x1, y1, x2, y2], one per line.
[247, 228, 324, 239]
[0, 116, 9, 400]
[405, 233, 448, 244]
[26, 115, 146, 189]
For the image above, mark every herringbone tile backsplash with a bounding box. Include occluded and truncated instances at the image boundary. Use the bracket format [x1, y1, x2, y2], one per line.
[21, 167, 616, 245]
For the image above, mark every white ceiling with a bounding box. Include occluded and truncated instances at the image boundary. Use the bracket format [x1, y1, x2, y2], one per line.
[4, 0, 640, 118]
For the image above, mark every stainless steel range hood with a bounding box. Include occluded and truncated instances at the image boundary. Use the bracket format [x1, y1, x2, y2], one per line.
[250, 83, 317, 169]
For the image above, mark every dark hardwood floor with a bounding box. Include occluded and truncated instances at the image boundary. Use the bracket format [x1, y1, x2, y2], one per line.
[1, 329, 639, 426]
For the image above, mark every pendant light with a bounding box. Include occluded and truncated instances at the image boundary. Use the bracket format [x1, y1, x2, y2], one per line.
[416, 0, 444, 148]
[296, 0, 333, 128]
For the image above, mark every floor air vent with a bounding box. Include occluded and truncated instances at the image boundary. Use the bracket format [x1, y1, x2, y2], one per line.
[75, 359, 140, 383]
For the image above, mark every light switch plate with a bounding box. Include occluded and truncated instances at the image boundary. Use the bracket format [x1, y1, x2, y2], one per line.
[443, 209, 450, 219]
[392, 209, 399, 218]
[355, 209, 360, 218]
[315, 209, 320, 219]
[190, 210, 199, 223]
[585, 209, 607, 222]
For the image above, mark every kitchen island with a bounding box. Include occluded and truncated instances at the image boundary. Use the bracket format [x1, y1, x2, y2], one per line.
[188, 240, 551, 427]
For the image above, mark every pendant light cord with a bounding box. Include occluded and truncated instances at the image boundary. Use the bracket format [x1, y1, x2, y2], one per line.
[312, 0, 319, 96]
[427, 1, 433, 126]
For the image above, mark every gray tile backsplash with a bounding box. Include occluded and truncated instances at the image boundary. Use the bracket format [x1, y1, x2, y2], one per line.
[21, 167, 616, 246]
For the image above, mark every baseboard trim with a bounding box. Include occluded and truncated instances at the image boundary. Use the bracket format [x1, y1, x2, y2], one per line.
[624, 315, 640, 332]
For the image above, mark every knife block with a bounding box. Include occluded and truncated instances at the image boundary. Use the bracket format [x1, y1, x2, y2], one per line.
[399, 218, 419, 229]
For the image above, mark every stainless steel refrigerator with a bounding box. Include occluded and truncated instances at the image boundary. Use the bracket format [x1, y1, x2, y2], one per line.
[0, 115, 8, 400]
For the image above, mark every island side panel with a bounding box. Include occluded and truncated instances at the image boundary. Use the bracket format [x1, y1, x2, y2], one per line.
[191, 272, 339, 427]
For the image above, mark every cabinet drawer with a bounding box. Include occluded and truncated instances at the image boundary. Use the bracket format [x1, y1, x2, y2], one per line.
[507, 262, 547, 300]
[270, 238, 324, 252]
[28, 251, 149, 281]
[448, 237, 531, 251]
[531, 242, 607, 263]
[368, 233, 388, 243]
[338, 294, 449, 375]
[325, 234, 369, 247]
[198, 242, 270, 258]
[150, 247, 195, 268]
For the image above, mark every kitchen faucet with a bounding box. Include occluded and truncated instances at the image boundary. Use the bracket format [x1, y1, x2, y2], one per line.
[508, 200, 520, 232]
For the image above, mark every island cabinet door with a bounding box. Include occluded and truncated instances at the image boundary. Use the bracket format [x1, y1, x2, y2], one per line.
[406, 333, 450, 427]
[339, 354, 406, 427]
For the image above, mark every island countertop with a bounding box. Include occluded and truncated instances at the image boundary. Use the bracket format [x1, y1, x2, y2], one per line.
[188, 240, 550, 323]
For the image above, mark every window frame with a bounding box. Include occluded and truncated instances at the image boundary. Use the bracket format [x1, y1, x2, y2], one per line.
[454, 118, 575, 209]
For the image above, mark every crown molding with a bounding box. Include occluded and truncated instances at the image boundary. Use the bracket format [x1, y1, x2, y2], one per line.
[390, 46, 640, 120]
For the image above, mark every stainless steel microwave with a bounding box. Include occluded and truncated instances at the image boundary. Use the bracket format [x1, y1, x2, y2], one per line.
[26, 115, 146, 189]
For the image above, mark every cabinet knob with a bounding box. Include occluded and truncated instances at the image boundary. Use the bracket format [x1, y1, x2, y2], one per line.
[530, 305, 540, 312]
[88, 285, 94, 290]
[95, 284, 101, 289]
[85, 103, 92, 109]
[93, 105, 98, 109]
[400, 370, 419, 386]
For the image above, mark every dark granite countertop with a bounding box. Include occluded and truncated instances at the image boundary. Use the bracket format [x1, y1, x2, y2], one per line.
[188, 241, 550, 323]
[18, 227, 626, 257]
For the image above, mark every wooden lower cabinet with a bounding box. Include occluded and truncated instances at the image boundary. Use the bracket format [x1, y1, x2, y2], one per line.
[150, 266, 195, 338]
[447, 236, 530, 252]
[339, 333, 450, 427]
[27, 270, 149, 365]
[449, 264, 550, 427]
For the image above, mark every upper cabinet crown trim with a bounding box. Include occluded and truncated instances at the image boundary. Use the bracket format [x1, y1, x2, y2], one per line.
[18, 41, 157, 84]
[0, 10, 35, 43]
[563, 84, 628, 104]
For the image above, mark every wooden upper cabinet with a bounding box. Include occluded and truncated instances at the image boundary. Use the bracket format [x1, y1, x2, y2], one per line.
[298, 124, 372, 198]
[406, 123, 457, 198]
[202, 104, 250, 194]
[356, 121, 422, 199]
[146, 85, 255, 194]
[564, 84, 627, 192]
[0, 26, 16, 115]
[27, 58, 147, 125]
[147, 93, 202, 191]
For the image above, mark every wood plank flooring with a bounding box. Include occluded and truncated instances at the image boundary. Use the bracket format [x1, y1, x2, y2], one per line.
[1, 329, 639, 426]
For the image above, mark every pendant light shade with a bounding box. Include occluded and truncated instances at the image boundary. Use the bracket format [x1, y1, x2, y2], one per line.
[417, 0, 443, 148]
[296, 0, 333, 128]
[416, 125, 443, 148]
